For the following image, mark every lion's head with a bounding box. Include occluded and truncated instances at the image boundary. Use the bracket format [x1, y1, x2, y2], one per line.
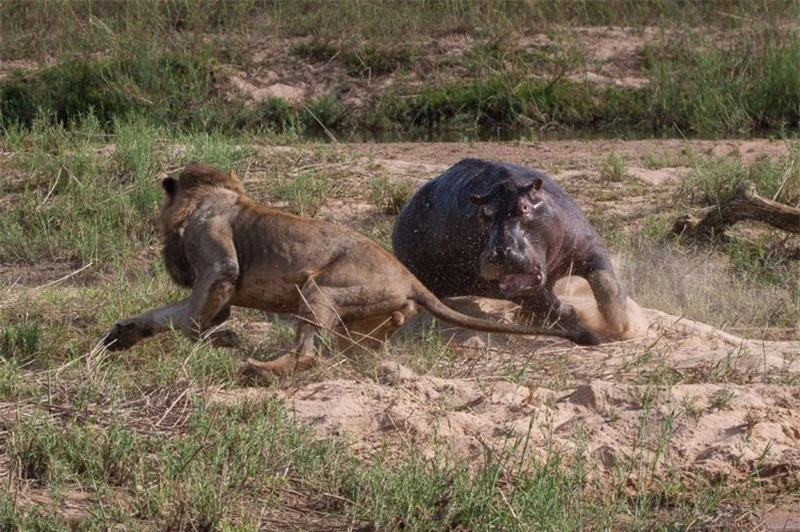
[158, 162, 246, 288]
[160, 162, 245, 229]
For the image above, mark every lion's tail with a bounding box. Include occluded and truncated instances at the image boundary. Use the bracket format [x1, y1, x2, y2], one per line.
[409, 282, 580, 342]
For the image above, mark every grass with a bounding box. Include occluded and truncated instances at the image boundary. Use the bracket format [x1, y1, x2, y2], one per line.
[679, 140, 800, 206]
[3, 2, 800, 139]
[709, 389, 736, 410]
[271, 171, 330, 217]
[620, 232, 800, 332]
[643, 28, 800, 136]
[600, 152, 628, 183]
[0, 402, 584, 528]
[0, 323, 774, 530]
[0, 324, 40, 363]
[0, 114, 160, 263]
[0, 113, 252, 265]
[369, 176, 415, 215]
[292, 39, 415, 77]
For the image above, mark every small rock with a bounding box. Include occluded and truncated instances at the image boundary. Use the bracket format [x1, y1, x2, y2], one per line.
[378, 361, 416, 385]
[458, 335, 486, 350]
[592, 445, 618, 469]
[490, 382, 531, 408]
[570, 384, 605, 413]
[377, 405, 414, 433]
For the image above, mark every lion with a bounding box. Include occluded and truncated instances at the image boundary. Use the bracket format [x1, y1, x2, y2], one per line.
[102, 162, 590, 379]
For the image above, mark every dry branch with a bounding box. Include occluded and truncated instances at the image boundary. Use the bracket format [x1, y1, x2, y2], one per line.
[669, 180, 800, 243]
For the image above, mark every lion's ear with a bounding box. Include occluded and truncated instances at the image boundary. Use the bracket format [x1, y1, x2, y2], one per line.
[162, 177, 178, 196]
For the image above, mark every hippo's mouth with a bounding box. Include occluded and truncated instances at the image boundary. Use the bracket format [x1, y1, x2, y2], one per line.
[498, 273, 545, 296]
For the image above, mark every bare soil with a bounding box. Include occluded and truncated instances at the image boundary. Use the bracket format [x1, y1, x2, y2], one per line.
[209, 138, 800, 492]
[229, 26, 670, 111]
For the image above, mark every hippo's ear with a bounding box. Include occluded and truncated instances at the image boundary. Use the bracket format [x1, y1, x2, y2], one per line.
[469, 194, 490, 206]
[520, 178, 544, 196]
[162, 177, 178, 197]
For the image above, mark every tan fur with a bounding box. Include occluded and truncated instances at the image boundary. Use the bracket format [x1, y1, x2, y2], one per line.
[103, 162, 585, 380]
[158, 162, 245, 238]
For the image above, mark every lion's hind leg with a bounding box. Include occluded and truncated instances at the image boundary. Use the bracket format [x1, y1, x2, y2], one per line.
[242, 280, 341, 378]
[336, 310, 407, 353]
[243, 316, 324, 378]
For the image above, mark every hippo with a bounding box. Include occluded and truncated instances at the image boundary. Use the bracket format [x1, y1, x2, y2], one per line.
[391, 158, 629, 346]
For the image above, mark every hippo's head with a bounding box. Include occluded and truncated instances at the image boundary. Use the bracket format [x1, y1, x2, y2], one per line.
[469, 178, 553, 297]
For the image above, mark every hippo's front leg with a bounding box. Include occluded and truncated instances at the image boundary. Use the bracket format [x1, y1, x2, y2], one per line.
[585, 269, 630, 337]
[518, 288, 602, 346]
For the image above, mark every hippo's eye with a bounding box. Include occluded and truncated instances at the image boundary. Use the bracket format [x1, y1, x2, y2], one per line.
[521, 199, 543, 218]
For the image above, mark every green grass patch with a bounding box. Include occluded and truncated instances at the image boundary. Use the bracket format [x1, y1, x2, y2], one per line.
[251, 0, 800, 44]
[0, 115, 161, 263]
[0, 386, 771, 529]
[0, 114, 252, 265]
[642, 30, 800, 136]
[370, 176, 415, 215]
[600, 152, 629, 183]
[0, 0, 800, 137]
[0, 324, 40, 363]
[383, 76, 602, 133]
[0, 49, 224, 131]
[377, 26, 800, 138]
[679, 144, 800, 206]
[271, 171, 330, 217]
[3, 4, 800, 139]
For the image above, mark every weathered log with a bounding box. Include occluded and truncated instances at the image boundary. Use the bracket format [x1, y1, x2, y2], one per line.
[668, 181, 800, 243]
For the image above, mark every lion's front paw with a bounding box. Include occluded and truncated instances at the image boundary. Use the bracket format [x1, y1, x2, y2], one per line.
[102, 320, 147, 351]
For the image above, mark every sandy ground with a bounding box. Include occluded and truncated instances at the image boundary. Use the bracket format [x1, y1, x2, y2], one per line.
[216, 280, 800, 488]
[210, 138, 800, 495]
